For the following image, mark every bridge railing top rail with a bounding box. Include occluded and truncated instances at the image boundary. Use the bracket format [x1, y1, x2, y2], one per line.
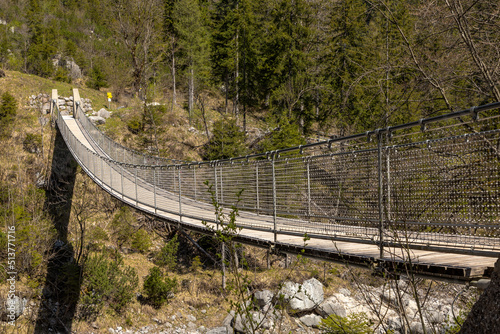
[75, 103, 188, 165]
[69, 100, 500, 170]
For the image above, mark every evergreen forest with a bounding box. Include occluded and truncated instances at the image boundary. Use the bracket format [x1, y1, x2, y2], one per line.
[1, 0, 499, 142]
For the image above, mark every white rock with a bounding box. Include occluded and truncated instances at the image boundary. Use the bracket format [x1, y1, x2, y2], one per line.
[279, 278, 324, 312]
[299, 313, 323, 328]
[316, 296, 346, 318]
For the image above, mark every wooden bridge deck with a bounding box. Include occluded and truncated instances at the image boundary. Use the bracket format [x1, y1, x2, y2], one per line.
[61, 114, 498, 282]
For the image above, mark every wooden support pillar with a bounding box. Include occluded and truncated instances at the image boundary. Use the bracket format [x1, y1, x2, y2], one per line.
[72, 88, 81, 119]
[221, 242, 226, 290]
[50, 89, 58, 124]
[266, 246, 271, 269]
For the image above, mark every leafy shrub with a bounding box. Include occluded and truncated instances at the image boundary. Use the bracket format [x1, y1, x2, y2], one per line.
[320, 313, 372, 334]
[53, 67, 71, 83]
[0, 91, 17, 135]
[86, 65, 108, 90]
[143, 266, 177, 309]
[131, 229, 152, 253]
[257, 119, 306, 152]
[23, 133, 42, 154]
[111, 206, 135, 247]
[0, 91, 17, 119]
[79, 250, 138, 320]
[127, 117, 143, 134]
[203, 118, 247, 160]
[190, 256, 202, 273]
[90, 226, 109, 241]
[155, 235, 179, 270]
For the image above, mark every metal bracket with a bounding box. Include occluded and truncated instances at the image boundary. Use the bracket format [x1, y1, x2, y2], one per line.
[470, 106, 479, 121]
[419, 119, 426, 132]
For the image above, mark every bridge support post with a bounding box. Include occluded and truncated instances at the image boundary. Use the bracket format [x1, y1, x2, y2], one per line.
[72, 88, 81, 119]
[135, 168, 138, 207]
[50, 89, 58, 125]
[272, 152, 277, 244]
[193, 166, 197, 200]
[214, 163, 219, 230]
[178, 167, 182, 223]
[306, 159, 311, 221]
[154, 167, 157, 214]
[266, 246, 271, 269]
[377, 131, 384, 259]
[221, 242, 226, 290]
[255, 164, 259, 215]
[120, 164, 124, 200]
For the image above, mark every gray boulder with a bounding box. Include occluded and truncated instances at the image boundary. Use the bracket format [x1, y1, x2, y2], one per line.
[98, 108, 110, 119]
[279, 278, 324, 312]
[233, 311, 273, 333]
[1, 295, 27, 322]
[299, 313, 323, 328]
[315, 297, 347, 318]
[207, 327, 232, 334]
[254, 290, 273, 309]
[89, 116, 106, 125]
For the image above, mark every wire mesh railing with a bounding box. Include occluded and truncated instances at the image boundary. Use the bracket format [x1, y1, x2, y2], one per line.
[56, 99, 500, 257]
[74, 103, 185, 165]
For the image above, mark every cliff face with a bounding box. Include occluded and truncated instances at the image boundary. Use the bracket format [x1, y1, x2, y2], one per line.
[459, 258, 500, 334]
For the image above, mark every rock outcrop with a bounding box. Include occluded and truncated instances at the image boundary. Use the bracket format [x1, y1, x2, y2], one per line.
[459, 257, 500, 333]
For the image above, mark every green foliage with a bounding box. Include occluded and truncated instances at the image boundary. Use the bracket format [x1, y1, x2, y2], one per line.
[143, 266, 177, 309]
[126, 117, 143, 135]
[203, 118, 247, 160]
[86, 65, 108, 90]
[320, 313, 372, 334]
[79, 250, 138, 320]
[90, 225, 109, 241]
[0, 91, 17, 136]
[258, 118, 306, 152]
[23, 133, 42, 154]
[190, 255, 202, 273]
[131, 229, 152, 253]
[3, 184, 56, 276]
[53, 66, 71, 83]
[155, 235, 179, 270]
[111, 206, 135, 247]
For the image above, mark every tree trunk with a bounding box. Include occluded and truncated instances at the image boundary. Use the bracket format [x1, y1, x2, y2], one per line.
[171, 40, 176, 111]
[188, 65, 194, 125]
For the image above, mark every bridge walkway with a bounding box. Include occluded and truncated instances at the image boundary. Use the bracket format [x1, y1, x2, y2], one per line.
[59, 111, 498, 282]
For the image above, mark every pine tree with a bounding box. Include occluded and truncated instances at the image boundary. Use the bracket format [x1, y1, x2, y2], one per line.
[164, 0, 178, 108]
[319, 0, 381, 134]
[264, 0, 316, 134]
[174, 0, 210, 123]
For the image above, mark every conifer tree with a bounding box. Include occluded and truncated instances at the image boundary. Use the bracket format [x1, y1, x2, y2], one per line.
[174, 0, 210, 122]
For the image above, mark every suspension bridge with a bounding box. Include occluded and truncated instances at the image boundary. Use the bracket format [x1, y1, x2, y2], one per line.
[51, 89, 500, 282]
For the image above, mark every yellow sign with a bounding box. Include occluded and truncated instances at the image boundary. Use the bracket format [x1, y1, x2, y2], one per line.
[107, 92, 112, 99]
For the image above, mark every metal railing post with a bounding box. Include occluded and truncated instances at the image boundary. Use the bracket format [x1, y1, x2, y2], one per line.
[193, 167, 197, 200]
[109, 160, 113, 194]
[256, 164, 259, 214]
[377, 131, 384, 258]
[121, 164, 124, 200]
[306, 159, 311, 220]
[220, 166, 224, 204]
[101, 156, 104, 186]
[272, 153, 277, 243]
[154, 167, 157, 214]
[214, 163, 219, 230]
[178, 167, 182, 223]
[135, 167, 138, 207]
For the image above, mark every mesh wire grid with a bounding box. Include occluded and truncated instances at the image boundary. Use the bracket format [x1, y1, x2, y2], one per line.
[56, 102, 500, 255]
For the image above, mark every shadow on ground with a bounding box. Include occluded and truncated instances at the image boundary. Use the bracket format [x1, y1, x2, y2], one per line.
[34, 128, 80, 333]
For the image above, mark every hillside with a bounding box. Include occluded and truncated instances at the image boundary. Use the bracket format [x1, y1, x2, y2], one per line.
[0, 69, 487, 334]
